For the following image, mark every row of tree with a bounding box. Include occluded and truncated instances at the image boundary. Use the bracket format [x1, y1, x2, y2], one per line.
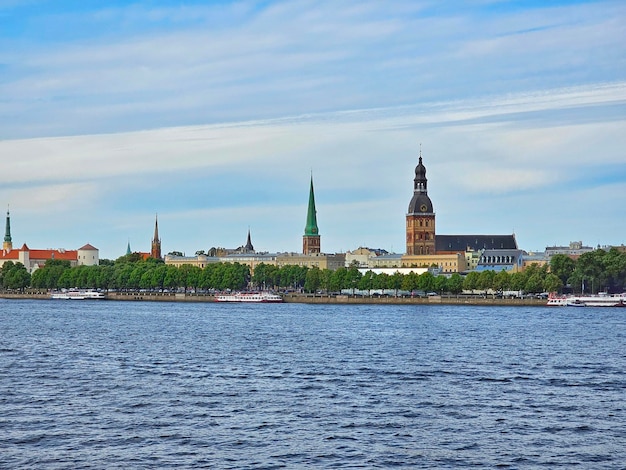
[2, 248, 625, 295]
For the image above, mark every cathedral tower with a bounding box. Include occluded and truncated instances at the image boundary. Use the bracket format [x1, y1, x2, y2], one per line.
[151, 214, 162, 259]
[3, 207, 12, 252]
[303, 176, 321, 254]
[406, 151, 436, 255]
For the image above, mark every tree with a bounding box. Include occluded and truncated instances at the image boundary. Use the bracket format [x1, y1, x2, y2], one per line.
[549, 254, 576, 286]
[463, 271, 480, 292]
[304, 267, 322, 293]
[447, 273, 464, 294]
[543, 273, 563, 293]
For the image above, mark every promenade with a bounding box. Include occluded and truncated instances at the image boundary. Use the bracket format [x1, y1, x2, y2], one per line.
[1, 291, 547, 306]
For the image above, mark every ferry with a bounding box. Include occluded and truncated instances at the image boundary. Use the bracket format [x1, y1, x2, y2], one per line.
[51, 290, 106, 300]
[547, 292, 626, 307]
[566, 293, 626, 307]
[214, 292, 283, 303]
[546, 293, 568, 306]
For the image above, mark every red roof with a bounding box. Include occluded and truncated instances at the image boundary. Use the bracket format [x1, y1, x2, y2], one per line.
[78, 243, 98, 251]
[0, 247, 78, 261]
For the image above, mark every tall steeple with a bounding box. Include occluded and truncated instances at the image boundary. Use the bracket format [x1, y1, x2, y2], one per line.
[244, 228, 255, 252]
[3, 206, 12, 252]
[303, 175, 321, 254]
[126, 240, 132, 255]
[406, 148, 436, 256]
[151, 214, 162, 259]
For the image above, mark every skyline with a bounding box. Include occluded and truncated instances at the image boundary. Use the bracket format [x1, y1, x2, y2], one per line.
[1, 1, 625, 260]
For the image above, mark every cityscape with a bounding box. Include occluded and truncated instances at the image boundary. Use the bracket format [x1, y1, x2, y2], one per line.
[2, 153, 624, 295]
[1, 2, 625, 469]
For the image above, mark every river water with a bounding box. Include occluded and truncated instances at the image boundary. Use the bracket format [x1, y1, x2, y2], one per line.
[1, 299, 624, 468]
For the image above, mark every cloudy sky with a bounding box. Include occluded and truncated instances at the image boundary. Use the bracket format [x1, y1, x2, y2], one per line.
[1, 0, 624, 260]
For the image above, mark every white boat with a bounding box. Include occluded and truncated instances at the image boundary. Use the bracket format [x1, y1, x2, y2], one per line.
[214, 292, 283, 303]
[51, 290, 106, 300]
[565, 292, 626, 307]
[546, 293, 568, 306]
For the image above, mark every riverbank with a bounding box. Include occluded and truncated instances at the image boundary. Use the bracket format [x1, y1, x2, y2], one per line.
[0, 291, 547, 306]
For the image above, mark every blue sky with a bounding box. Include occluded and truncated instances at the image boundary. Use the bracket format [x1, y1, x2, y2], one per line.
[0, 0, 624, 259]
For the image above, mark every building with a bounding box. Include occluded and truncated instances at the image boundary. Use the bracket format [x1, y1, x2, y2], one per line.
[401, 151, 518, 273]
[277, 252, 346, 271]
[303, 175, 321, 255]
[0, 209, 99, 272]
[475, 249, 525, 272]
[345, 247, 389, 268]
[0, 243, 99, 272]
[405, 151, 435, 256]
[545, 241, 593, 259]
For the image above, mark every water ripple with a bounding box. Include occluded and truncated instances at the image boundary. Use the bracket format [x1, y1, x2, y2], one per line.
[1, 301, 624, 468]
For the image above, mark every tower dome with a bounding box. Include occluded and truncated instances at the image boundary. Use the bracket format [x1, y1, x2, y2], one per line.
[407, 156, 433, 215]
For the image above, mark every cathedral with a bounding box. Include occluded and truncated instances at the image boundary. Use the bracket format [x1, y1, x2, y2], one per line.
[402, 151, 518, 272]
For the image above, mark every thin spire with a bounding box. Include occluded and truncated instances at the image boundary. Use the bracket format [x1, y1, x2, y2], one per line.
[126, 239, 131, 255]
[245, 227, 254, 252]
[4, 205, 12, 244]
[153, 213, 159, 242]
[304, 175, 319, 236]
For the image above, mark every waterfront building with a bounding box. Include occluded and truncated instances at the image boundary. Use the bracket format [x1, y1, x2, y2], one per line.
[545, 241, 593, 259]
[402, 151, 518, 273]
[475, 249, 525, 272]
[303, 175, 321, 255]
[405, 151, 435, 256]
[277, 252, 345, 271]
[164, 253, 220, 269]
[522, 251, 549, 270]
[401, 252, 467, 273]
[345, 247, 390, 268]
[0, 210, 98, 272]
[0, 243, 99, 272]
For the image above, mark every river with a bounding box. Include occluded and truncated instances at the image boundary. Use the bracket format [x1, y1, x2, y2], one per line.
[1, 300, 624, 468]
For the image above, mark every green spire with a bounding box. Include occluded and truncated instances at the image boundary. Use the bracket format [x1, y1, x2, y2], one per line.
[304, 176, 319, 236]
[4, 207, 11, 243]
[126, 240, 131, 255]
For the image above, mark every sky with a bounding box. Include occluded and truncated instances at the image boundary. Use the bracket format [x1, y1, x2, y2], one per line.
[0, 0, 625, 260]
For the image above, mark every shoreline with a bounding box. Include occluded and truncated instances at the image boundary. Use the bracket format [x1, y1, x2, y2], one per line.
[0, 291, 548, 306]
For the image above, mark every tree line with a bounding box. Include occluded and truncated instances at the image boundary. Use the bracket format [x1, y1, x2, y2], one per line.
[1, 248, 625, 295]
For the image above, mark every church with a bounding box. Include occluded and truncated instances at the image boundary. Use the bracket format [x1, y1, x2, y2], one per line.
[401, 151, 518, 273]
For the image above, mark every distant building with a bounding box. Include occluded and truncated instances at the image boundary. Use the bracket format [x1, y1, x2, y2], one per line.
[405, 151, 435, 256]
[345, 247, 389, 268]
[401, 151, 517, 272]
[475, 249, 525, 272]
[0, 243, 99, 273]
[545, 241, 593, 259]
[277, 252, 346, 271]
[0, 210, 98, 272]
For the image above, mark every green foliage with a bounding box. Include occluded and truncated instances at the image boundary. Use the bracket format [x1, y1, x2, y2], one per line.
[9, 248, 626, 296]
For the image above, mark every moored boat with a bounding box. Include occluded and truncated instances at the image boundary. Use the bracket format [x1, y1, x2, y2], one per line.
[214, 292, 283, 303]
[546, 293, 568, 306]
[51, 290, 106, 300]
[565, 293, 626, 307]
[547, 292, 626, 307]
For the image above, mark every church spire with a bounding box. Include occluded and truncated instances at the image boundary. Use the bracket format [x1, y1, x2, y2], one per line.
[151, 214, 162, 259]
[244, 227, 254, 252]
[304, 176, 319, 236]
[303, 175, 321, 254]
[3, 206, 12, 252]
